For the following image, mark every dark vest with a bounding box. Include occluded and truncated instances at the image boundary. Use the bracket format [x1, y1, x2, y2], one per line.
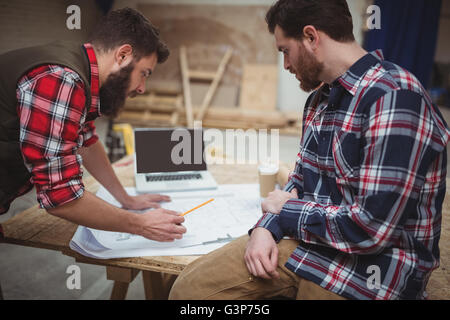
[0, 41, 92, 212]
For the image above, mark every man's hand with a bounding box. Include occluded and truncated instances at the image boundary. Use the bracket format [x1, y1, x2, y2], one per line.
[135, 208, 187, 242]
[261, 188, 298, 214]
[244, 227, 280, 279]
[121, 193, 171, 210]
[47, 191, 185, 243]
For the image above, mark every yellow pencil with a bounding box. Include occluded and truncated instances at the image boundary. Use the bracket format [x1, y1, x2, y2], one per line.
[181, 198, 214, 216]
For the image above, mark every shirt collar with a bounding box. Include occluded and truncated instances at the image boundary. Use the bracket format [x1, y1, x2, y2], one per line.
[332, 49, 384, 96]
[82, 43, 101, 117]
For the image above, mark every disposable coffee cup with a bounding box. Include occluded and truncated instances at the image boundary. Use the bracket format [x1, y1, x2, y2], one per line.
[258, 164, 279, 198]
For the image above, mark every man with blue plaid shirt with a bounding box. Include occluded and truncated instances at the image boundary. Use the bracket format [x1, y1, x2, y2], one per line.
[169, 0, 450, 300]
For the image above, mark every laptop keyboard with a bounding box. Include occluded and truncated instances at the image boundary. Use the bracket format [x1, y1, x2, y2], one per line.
[146, 173, 203, 182]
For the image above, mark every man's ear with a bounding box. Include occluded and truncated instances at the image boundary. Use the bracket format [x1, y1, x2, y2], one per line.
[302, 25, 320, 51]
[114, 44, 133, 66]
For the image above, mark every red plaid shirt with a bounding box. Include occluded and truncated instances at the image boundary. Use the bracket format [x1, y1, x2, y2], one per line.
[6, 43, 101, 211]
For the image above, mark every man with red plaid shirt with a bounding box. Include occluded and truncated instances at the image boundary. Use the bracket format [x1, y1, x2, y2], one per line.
[0, 8, 186, 242]
[169, 0, 450, 300]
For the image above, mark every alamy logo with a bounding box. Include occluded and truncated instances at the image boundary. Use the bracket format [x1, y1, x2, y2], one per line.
[66, 264, 81, 290]
[66, 5, 81, 30]
[366, 265, 381, 290]
[170, 122, 279, 166]
[366, 5, 381, 30]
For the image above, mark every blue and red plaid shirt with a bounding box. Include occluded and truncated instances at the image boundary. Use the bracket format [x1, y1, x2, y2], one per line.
[254, 50, 450, 300]
[0, 43, 101, 213]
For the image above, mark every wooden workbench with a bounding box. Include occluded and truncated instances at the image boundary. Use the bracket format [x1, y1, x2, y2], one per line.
[0, 156, 265, 299]
[1, 156, 449, 299]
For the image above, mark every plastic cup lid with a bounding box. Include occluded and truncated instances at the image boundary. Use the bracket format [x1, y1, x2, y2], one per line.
[258, 163, 279, 174]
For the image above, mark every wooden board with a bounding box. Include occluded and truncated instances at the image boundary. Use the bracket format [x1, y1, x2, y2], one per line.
[143, 81, 239, 108]
[196, 48, 233, 121]
[0, 156, 260, 275]
[118, 107, 288, 125]
[239, 64, 278, 111]
[179, 46, 194, 128]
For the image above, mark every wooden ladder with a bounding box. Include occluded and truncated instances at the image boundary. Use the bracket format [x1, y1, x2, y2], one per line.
[179, 46, 233, 127]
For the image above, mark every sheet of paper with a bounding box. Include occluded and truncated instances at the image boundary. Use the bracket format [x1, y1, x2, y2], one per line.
[70, 226, 227, 259]
[69, 184, 263, 259]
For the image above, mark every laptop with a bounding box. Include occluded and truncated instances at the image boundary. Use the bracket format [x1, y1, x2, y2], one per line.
[134, 128, 218, 193]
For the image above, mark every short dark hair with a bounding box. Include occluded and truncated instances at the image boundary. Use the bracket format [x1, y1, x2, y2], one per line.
[89, 7, 169, 63]
[266, 0, 355, 42]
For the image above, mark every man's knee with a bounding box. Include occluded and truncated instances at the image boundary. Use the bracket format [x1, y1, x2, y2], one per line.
[169, 235, 250, 300]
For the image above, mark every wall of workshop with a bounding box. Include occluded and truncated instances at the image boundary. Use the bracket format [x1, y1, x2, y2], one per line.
[0, 0, 102, 54]
[114, 0, 278, 108]
[114, 0, 369, 112]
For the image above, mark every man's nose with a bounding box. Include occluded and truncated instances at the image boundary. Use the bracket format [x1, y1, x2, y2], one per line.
[283, 55, 291, 71]
[136, 80, 146, 94]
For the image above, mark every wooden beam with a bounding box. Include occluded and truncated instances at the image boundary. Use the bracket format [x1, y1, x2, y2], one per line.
[196, 48, 233, 121]
[118, 107, 289, 125]
[110, 281, 129, 300]
[116, 108, 290, 130]
[239, 64, 278, 111]
[179, 46, 194, 127]
[106, 266, 139, 283]
[142, 271, 177, 300]
[106, 266, 139, 300]
[170, 95, 183, 126]
[188, 70, 217, 81]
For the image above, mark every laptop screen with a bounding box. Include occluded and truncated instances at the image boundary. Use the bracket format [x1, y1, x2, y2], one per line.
[134, 128, 207, 174]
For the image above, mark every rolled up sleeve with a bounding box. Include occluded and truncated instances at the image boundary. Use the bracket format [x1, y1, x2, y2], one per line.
[17, 65, 89, 209]
[81, 120, 99, 148]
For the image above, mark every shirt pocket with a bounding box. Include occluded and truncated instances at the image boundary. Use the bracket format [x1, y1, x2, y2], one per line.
[332, 129, 361, 189]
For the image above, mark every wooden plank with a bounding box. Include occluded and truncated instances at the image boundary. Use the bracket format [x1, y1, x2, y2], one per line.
[179, 46, 194, 127]
[116, 112, 286, 130]
[170, 95, 183, 126]
[279, 126, 302, 136]
[106, 266, 139, 283]
[1, 206, 77, 251]
[64, 248, 198, 275]
[110, 281, 129, 300]
[106, 266, 138, 300]
[188, 70, 217, 81]
[116, 107, 289, 128]
[239, 64, 278, 111]
[125, 94, 181, 110]
[142, 271, 176, 300]
[196, 48, 233, 121]
[57, 160, 260, 275]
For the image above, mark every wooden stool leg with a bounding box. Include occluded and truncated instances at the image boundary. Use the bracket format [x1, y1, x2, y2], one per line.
[142, 271, 177, 300]
[110, 281, 129, 300]
[106, 266, 139, 300]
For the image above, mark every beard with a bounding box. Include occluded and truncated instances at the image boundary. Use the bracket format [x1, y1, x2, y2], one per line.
[99, 62, 136, 117]
[295, 45, 324, 92]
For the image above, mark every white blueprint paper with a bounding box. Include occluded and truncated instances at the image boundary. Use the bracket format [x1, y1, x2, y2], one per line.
[69, 184, 263, 259]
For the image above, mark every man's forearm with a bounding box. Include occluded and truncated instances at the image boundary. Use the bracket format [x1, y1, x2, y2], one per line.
[78, 140, 131, 205]
[47, 191, 140, 234]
